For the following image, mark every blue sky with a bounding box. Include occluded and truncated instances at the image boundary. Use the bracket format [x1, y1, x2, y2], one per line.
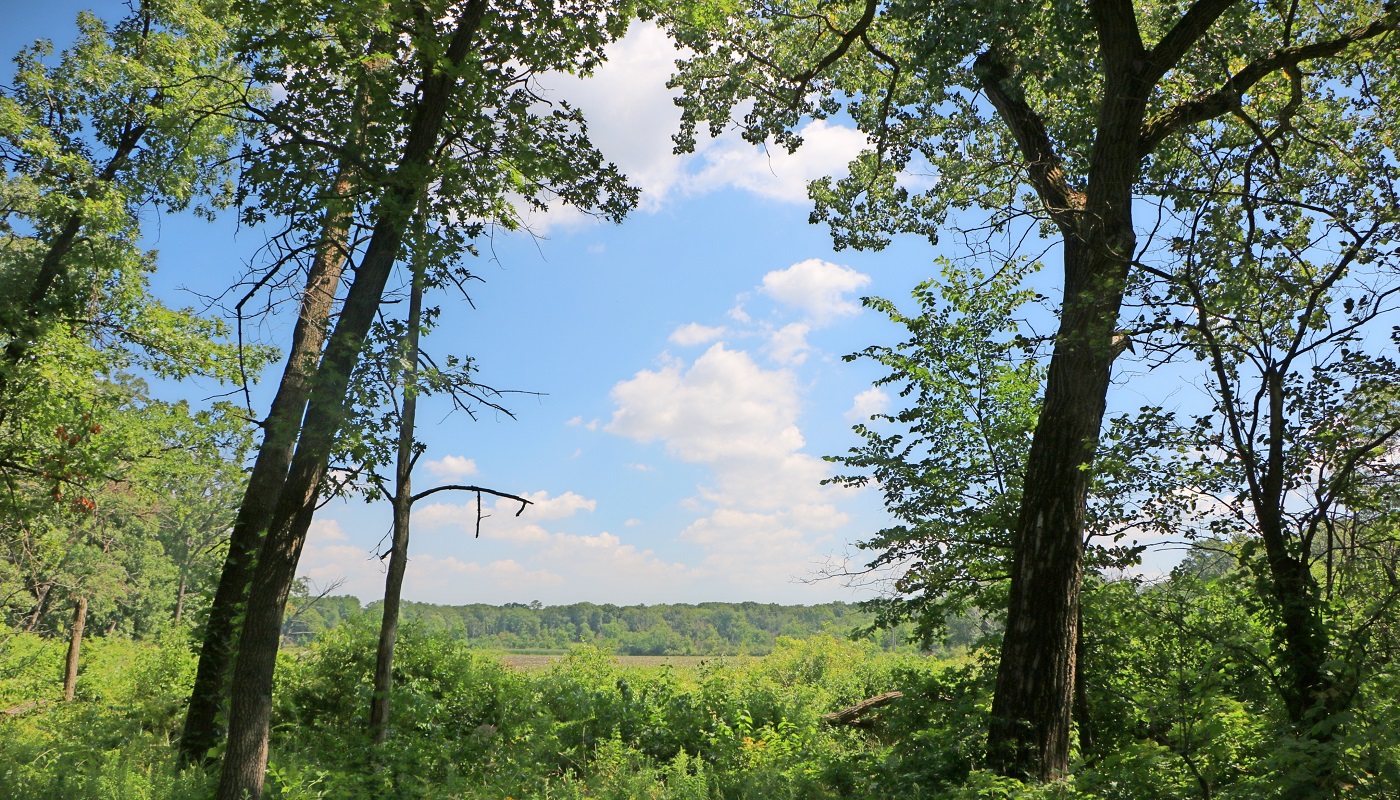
[7, 6, 1198, 606]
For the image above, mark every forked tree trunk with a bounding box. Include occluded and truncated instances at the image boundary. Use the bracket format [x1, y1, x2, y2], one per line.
[216, 10, 486, 799]
[63, 596, 87, 701]
[981, 12, 1149, 774]
[177, 170, 354, 768]
[370, 229, 425, 745]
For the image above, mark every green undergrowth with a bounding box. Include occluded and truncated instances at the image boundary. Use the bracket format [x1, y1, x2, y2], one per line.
[4, 614, 1399, 799]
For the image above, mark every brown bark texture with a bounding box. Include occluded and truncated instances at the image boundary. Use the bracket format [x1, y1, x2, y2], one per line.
[215, 7, 487, 798]
[63, 596, 87, 702]
[979, 0, 1399, 772]
[985, 64, 1148, 795]
[984, 0, 1152, 777]
[176, 171, 354, 768]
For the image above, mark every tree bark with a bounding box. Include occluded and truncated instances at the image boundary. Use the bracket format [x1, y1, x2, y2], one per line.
[986, 250, 1122, 778]
[985, 3, 1151, 776]
[62, 596, 87, 702]
[176, 170, 354, 768]
[370, 224, 425, 746]
[215, 8, 486, 798]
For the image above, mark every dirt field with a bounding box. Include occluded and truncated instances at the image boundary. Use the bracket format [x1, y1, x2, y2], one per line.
[493, 653, 745, 671]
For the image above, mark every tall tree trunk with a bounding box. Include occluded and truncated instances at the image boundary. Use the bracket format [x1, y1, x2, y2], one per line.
[370, 227, 425, 746]
[215, 9, 486, 798]
[62, 596, 87, 701]
[177, 171, 354, 768]
[984, 12, 1149, 773]
[986, 245, 1124, 778]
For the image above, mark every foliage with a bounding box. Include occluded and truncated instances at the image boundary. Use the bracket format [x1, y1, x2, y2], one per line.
[2, 581, 1398, 799]
[282, 598, 946, 656]
[826, 258, 1044, 645]
[0, 386, 253, 638]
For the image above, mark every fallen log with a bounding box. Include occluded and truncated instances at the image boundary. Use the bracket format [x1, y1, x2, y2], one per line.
[3, 699, 46, 718]
[822, 691, 903, 728]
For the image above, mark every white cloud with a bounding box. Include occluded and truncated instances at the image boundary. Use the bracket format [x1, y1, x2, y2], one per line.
[760, 259, 871, 322]
[532, 23, 688, 213]
[845, 387, 889, 422]
[604, 338, 866, 594]
[526, 24, 868, 222]
[310, 518, 349, 542]
[299, 496, 706, 604]
[423, 455, 479, 480]
[607, 343, 804, 463]
[669, 322, 727, 346]
[765, 322, 812, 365]
[686, 119, 868, 203]
[407, 494, 581, 554]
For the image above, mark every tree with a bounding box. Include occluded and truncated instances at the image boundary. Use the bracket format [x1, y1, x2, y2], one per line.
[827, 259, 1044, 646]
[209, 2, 638, 796]
[661, 0, 1400, 779]
[1111, 83, 1400, 791]
[0, 3, 262, 653]
[0, 388, 252, 636]
[0, 0, 246, 393]
[349, 221, 531, 746]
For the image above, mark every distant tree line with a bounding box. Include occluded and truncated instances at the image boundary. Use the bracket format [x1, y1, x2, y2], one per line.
[281, 597, 987, 656]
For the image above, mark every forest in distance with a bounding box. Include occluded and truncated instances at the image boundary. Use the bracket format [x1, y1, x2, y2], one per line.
[279, 598, 949, 655]
[2, 0, 1399, 799]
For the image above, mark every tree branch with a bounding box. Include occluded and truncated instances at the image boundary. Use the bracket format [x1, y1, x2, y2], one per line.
[1140, 9, 1400, 155]
[409, 484, 532, 538]
[788, 0, 879, 103]
[973, 52, 1086, 231]
[1143, 0, 1240, 84]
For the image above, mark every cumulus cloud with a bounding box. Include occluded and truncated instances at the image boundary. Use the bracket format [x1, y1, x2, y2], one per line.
[765, 322, 812, 365]
[685, 119, 868, 203]
[423, 455, 479, 480]
[604, 338, 863, 592]
[845, 387, 890, 422]
[297, 493, 701, 604]
[527, 23, 867, 222]
[311, 518, 349, 542]
[760, 259, 872, 322]
[607, 344, 804, 463]
[669, 322, 727, 346]
[415, 490, 597, 536]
